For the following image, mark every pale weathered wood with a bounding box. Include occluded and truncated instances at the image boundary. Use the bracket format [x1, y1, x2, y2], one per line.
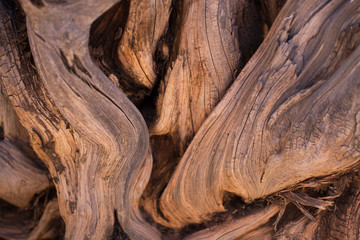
[185, 205, 279, 240]
[0, 15, 49, 209]
[142, 0, 265, 226]
[158, 0, 360, 229]
[151, 0, 262, 152]
[1, 0, 360, 239]
[1, 1, 158, 239]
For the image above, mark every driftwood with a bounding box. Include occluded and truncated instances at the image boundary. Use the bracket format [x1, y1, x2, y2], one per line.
[0, 0, 360, 239]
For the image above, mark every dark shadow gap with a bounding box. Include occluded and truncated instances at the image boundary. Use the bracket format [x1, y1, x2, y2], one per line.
[89, 1, 151, 105]
[111, 210, 130, 240]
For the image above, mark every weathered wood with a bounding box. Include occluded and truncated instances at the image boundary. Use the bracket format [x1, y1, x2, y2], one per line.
[275, 175, 360, 239]
[185, 205, 279, 240]
[1, 0, 360, 239]
[91, 0, 172, 104]
[0, 198, 63, 240]
[0, 2, 80, 238]
[0, 139, 49, 208]
[1, 1, 158, 239]
[26, 199, 62, 240]
[0, 89, 28, 142]
[275, 217, 318, 240]
[117, 0, 172, 92]
[159, 0, 360, 229]
[257, 0, 286, 30]
[315, 176, 360, 239]
[142, 0, 265, 226]
[0, 90, 49, 208]
[151, 0, 263, 152]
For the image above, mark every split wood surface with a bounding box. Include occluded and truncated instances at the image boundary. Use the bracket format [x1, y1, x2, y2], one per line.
[0, 0, 360, 239]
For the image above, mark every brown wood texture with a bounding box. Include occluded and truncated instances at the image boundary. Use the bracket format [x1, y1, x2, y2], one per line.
[1, 1, 158, 239]
[151, 0, 263, 152]
[0, 91, 50, 208]
[0, 0, 360, 239]
[118, 0, 172, 92]
[0, 198, 63, 240]
[159, 0, 360, 229]
[142, 0, 265, 226]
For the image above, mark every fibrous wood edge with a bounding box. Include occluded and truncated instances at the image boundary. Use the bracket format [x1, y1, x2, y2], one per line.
[159, 0, 360, 229]
[143, 0, 264, 226]
[273, 176, 360, 239]
[0, 90, 49, 208]
[1, 1, 159, 239]
[0, 88, 29, 141]
[0, 139, 50, 208]
[312, 176, 360, 239]
[184, 204, 279, 240]
[117, 0, 172, 91]
[150, 0, 262, 151]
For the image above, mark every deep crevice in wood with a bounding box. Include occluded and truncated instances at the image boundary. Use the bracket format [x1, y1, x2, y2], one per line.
[89, 1, 139, 102]
[1, 0, 360, 239]
[0, 190, 64, 240]
[0, 124, 4, 141]
[141, 0, 273, 230]
[111, 210, 130, 240]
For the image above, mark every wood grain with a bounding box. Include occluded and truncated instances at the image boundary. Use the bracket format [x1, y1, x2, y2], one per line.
[1, 0, 360, 238]
[118, 0, 171, 91]
[159, 0, 360, 229]
[143, 0, 265, 226]
[151, 0, 263, 153]
[1, 1, 158, 239]
[0, 90, 49, 208]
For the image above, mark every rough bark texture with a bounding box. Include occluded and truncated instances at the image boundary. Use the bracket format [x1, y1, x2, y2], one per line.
[1, 0, 360, 239]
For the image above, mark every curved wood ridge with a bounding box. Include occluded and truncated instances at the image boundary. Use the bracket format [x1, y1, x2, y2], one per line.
[0, 91, 49, 208]
[142, 0, 265, 226]
[0, 139, 49, 208]
[185, 204, 280, 240]
[0, 198, 62, 240]
[1, 0, 360, 239]
[2, 0, 158, 239]
[151, 0, 265, 151]
[159, 0, 360, 229]
[118, 0, 172, 91]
